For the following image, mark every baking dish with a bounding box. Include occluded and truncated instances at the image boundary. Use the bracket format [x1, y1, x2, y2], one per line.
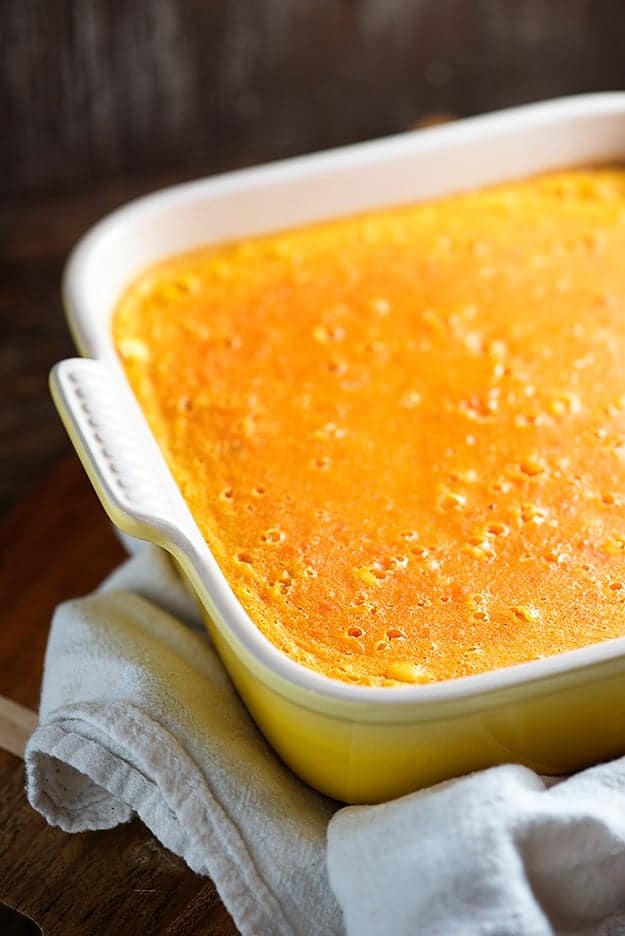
[51, 94, 625, 804]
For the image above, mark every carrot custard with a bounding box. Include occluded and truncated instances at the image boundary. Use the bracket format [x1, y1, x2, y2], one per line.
[113, 168, 625, 687]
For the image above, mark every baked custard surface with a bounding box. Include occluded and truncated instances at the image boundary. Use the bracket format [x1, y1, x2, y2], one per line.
[114, 168, 625, 686]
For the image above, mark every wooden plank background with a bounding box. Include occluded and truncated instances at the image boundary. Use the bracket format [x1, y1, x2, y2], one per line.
[3, 0, 625, 199]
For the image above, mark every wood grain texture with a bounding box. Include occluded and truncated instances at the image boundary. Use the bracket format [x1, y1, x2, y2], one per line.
[0, 751, 237, 935]
[0, 170, 192, 513]
[0, 458, 237, 934]
[0, 458, 125, 707]
[3, 0, 625, 198]
[0, 696, 37, 758]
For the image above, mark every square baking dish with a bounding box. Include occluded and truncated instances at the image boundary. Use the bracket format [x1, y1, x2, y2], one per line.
[51, 94, 625, 803]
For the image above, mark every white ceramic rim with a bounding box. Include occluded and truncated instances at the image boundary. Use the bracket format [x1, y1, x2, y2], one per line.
[60, 92, 625, 708]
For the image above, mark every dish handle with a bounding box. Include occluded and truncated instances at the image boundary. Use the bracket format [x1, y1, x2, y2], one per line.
[49, 358, 202, 553]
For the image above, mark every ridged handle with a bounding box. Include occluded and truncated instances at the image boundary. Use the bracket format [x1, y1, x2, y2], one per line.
[50, 358, 202, 552]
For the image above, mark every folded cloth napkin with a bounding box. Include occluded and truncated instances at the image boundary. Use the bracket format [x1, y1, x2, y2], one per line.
[25, 544, 625, 936]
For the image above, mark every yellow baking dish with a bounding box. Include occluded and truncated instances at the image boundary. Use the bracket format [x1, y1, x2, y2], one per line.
[51, 94, 625, 803]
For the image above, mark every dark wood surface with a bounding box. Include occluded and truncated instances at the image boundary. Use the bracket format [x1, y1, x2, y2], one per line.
[0, 457, 237, 935]
[4, 0, 625, 200]
[1, 170, 197, 516]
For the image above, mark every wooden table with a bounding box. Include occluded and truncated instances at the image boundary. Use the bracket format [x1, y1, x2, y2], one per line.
[0, 456, 237, 935]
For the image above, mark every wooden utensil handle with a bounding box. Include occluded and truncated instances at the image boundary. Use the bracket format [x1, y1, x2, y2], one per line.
[0, 696, 37, 759]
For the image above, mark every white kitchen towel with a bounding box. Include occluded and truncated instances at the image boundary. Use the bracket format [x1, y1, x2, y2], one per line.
[25, 545, 625, 936]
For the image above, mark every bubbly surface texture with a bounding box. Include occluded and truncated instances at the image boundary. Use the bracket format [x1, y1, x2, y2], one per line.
[114, 168, 625, 686]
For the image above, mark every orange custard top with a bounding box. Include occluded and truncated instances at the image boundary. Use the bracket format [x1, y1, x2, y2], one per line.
[113, 168, 625, 687]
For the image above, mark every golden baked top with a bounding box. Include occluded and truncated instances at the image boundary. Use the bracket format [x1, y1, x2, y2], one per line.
[114, 168, 625, 686]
